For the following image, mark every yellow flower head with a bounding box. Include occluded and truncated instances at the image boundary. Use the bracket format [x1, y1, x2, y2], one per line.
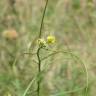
[37, 38, 46, 47]
[47, 35, 55, 44]
[2, 29, 18, 40]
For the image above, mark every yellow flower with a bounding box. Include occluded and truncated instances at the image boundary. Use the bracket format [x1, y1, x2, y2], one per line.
[47, 35, 55, 44]
[37, 38, 46, 47]
[2, 29, 18, 40]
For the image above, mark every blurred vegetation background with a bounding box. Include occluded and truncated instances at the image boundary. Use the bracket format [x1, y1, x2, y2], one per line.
[0, 0, 96, 96]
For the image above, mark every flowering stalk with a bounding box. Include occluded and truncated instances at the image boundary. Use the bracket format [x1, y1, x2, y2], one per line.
[36, 35, 55, 96]
[36, 0, 49, 95]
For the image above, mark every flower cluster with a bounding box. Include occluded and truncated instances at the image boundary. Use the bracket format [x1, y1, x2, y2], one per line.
[37, 35, 56, 47]
[37, 38, 46, 47]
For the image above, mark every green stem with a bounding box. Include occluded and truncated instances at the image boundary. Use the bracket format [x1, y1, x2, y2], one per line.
[36, 0, 49, 95]
[39, 0, 49, 38]
[37, 47, 41, 96]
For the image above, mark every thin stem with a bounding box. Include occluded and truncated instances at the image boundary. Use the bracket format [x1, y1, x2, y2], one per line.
[22, 0, 49, 96]
[28, 0, 49, 51]
[36, 0, 49, 95]
[22, 76, 37, 96]
[37, 47, 41, 72]
[39, 0, 49, 38]
[37, 47, 41, 96]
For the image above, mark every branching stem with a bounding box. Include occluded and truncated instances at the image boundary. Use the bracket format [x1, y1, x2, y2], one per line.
[37, 0, 49, 95]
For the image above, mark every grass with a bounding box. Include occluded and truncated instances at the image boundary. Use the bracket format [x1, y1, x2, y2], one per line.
[0, 0, 96, 96]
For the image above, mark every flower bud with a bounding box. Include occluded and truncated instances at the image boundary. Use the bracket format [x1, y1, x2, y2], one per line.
[37, 38, 46, 47]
